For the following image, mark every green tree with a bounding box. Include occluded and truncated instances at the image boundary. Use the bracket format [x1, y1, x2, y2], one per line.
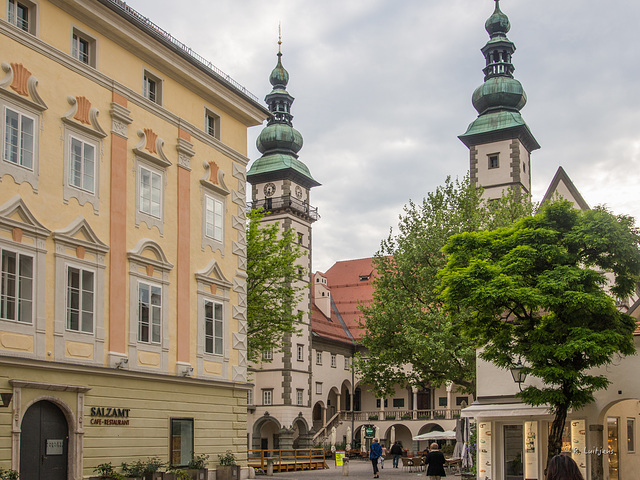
[357, 176, 533, 397]
[246, 208, 305, 363]
[440, 201, 640, 468]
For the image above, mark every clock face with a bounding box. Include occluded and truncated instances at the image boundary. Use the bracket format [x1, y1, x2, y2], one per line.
[264, 182, 276, 197]
[295, 185, 303, 199]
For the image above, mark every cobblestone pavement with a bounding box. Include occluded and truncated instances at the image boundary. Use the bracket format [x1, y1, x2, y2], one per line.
[256, 458, 462, 480]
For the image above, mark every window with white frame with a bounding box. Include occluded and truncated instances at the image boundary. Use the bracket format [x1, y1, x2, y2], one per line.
[488, 154, 499, 169]
[143, 70, 162, 105]
[297, 344, 304, 362]
[204, 299, 223, 355]
[1, 97, 41, 191]
[66, 266, 94, 333]
[72, 29, 96, 67]
[344, 356, 351, 370]
[204, 195, 223, 242]
[247, 389, 253, 406]
[296, 389, 304, 406]
[138, 281, 162, 344]
[262, 389, 273, 406]
[68, 135, 95, 193]
[331, 354, 337, 368]
[4, 106, 34, 169]
[316, 351, 322, 365]
[139, 165, 162, 218]
[263, 349, 273, 361]
[0, 248, 33, 324]
[315, 382, 322, 395]
[205, 109, 220, 139]
[8, 0, 36, 34]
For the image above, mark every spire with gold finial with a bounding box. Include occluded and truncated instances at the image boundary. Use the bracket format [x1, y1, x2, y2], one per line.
[247, 27, 320, 190]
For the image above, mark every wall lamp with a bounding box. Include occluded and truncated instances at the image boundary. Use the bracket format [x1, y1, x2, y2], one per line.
[510, 358, 527, 391]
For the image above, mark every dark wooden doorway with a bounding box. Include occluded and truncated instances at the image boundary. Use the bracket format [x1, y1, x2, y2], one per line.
[417, 389, 431, 410]
[20, 400, 69, 480]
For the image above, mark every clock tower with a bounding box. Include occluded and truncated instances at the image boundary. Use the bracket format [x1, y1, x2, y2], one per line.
[246, 38, 320, 449]
[459, 0, 540, 199]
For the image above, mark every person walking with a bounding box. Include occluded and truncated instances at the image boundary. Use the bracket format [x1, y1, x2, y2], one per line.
[546, 455, 585, 480]
[423, 442, 446, 480]
[390, 441, 403, 468]
[370, 438, 383, 478]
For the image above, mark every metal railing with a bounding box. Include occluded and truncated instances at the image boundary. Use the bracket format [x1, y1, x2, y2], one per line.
[248, 195, 319, 221]
[99, 0, 259, 102]
[340, 408, 461, 422]
[312, 411, 341, 442]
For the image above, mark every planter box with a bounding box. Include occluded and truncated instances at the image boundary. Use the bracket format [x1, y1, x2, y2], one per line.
[216, 465, 241, 480]
[186, 469, 207, 480]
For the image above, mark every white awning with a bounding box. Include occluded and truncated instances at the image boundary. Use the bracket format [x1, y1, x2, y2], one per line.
[461, 402, 553, 419]
[413, 430, 457, 441]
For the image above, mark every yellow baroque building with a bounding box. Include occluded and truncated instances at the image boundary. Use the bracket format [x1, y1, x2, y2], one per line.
[0, 0, 268, 478]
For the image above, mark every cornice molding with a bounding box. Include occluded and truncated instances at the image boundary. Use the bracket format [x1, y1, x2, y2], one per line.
[0, 21, 252, 167]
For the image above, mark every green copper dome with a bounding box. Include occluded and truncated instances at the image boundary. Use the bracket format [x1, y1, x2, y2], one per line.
[269, 54, 289, 88]
[485, 0, 510, 37]
[459, 1, 539, 153]
[256, 123, 304, 155]
[472, 76, 527, 115]
[247, 41, 320, 189]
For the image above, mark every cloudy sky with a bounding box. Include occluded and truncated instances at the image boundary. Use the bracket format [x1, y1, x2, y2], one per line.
[126, 0, 640, 273]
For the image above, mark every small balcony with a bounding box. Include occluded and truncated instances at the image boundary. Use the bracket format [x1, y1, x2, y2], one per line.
[248, 195, 319, 222]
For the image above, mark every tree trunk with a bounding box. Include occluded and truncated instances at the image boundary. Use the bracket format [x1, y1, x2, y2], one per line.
[546, 405, 568, 476]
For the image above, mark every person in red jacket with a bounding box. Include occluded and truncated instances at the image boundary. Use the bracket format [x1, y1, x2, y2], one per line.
[423, 442, 446, 480]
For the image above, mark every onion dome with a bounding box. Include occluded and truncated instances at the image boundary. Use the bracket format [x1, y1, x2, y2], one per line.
[256, 123, 303, 155]
[472, 77, 527, 115]
[247, 37, 320, 189]
[459, 1, 540, 153]
[269, 54, 290, 88]
[485, 0, 510, 37]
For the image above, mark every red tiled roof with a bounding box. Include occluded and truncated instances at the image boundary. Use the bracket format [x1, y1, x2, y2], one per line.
[311, 304, 354, 344]
[314, 257, 376, 342]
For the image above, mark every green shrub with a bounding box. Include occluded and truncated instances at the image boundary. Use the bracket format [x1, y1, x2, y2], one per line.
[188, 453, 210, 469]
[0, 467, 19, 480]
[217, 451, 236, 466]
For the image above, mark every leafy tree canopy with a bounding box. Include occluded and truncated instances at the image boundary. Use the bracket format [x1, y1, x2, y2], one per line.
[357, 176, 534, 398]
[246, 208, 305, 363]
[440, 200, 640, 462]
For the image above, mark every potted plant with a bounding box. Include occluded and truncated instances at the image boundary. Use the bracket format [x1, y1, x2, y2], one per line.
[216, 451, 240, 480]
[186, 453, 209, 480]
[0, 467, 20, 480]
[91, 463, 125, 480]
[164, 469, 190, 480]
[121, 461, 146, 480]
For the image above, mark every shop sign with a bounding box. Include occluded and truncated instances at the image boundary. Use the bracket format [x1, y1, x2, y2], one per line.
[89, 407, 131, 426]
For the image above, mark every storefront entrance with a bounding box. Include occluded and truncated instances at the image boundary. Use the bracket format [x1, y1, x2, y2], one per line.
[504, 424, 524, 480]
[20, 400, 68, 480]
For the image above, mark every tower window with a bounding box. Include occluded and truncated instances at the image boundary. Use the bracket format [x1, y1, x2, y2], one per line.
[488, 154, 499, 169]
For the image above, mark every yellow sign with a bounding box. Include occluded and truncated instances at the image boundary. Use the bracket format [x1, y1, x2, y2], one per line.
[335, 451, 345, 466]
